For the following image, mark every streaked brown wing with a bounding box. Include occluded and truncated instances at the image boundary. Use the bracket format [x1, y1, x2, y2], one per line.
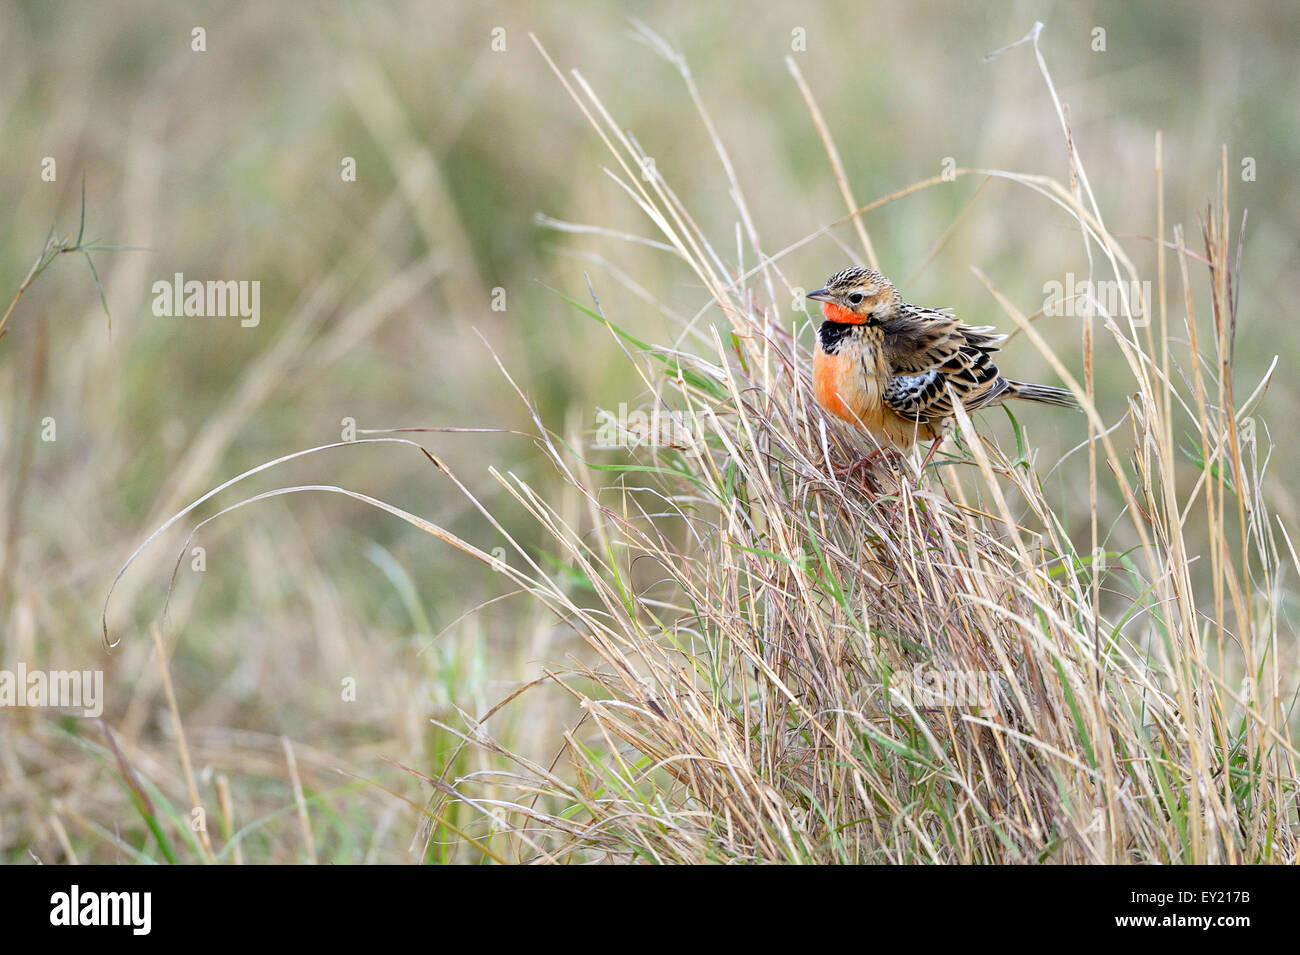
[880, 307, 965, 374]
[880, 305, 1009, 418]
[881, 306, 1005, 372]
[884, 345, 1010, 420]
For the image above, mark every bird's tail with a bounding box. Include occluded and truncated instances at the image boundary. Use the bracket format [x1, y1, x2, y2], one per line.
[1005, 380, 1080, 410]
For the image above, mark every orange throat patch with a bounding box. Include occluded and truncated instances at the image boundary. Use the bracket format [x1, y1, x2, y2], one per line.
[821, 301, 866, 325]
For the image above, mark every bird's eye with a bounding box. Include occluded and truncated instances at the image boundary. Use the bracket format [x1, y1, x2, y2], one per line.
[848, 292, 864, 306]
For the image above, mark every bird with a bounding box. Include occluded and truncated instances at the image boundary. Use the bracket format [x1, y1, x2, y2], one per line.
[807, 266, 1077, 469]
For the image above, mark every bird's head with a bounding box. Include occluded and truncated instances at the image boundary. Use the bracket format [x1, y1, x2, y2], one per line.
[806, 267, 900, 325]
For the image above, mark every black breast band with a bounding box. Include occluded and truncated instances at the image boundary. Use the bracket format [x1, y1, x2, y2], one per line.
[818, 320, 855, 354]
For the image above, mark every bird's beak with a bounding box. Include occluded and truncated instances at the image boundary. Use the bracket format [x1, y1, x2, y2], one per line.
[806, 288, 833, 303]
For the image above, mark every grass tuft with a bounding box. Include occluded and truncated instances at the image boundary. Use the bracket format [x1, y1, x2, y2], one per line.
[110, 21, 1298, 864]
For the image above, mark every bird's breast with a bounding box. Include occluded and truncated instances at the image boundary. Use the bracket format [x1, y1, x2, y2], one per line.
[813, 332, 928, 448]
[814, 338, 882, 427]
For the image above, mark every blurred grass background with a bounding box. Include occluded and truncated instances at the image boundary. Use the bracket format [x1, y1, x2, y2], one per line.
[1, 0, 1296, 862]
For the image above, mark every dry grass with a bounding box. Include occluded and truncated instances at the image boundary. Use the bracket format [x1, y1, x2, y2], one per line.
[370, 25, 1295, 863]
[9, 10, 1298, 864]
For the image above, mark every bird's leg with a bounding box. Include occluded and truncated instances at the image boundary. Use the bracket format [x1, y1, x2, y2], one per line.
[918, 441, 941, 474]
[916, 437, 945, 477]
[835, 445, 897, 486]
[850, 446, 888, 479]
